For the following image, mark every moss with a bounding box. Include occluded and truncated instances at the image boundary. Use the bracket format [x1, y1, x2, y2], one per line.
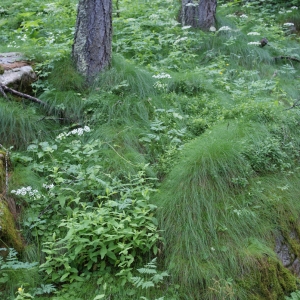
[241, 257, 297, 300]
[0, 150, 5, 192]
[0, 200, 24, 252]
[0, 64, 4, 75]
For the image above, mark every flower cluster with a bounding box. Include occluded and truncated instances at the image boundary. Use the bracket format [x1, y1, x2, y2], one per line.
[11, 186, 40, 198]
[43, 183, 54, 189]
[291, 6, 298, 10]
[174, 36, 188, 44]
[152, 73, 172, 79]
[182, 25, 191, 30]
[56, 126, 91, 140]
[247, 42, 261, 46]
[283, 23, 294, 27]
[218, 26, 231, 31]
[247, 32, 260, 35]
[240, 14, 248, 18]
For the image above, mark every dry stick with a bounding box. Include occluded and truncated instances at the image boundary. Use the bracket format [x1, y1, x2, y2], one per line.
[0, 84, 48, 107]
[284, 99, 300, 111]
[0, 85, 8, 99]
[274, 56, 300, 63]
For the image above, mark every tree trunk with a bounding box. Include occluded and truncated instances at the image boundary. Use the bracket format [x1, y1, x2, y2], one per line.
[72, 0, 112, 84]
[181, 0, 217, 30]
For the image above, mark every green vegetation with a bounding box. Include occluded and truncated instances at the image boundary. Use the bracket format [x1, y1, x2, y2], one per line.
[1, 0, 300, 299]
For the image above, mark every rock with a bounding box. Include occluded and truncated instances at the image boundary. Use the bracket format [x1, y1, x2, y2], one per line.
[275, 234, 294, 268]
[275, 230, 300, 277]
[0, 52, 37, 93]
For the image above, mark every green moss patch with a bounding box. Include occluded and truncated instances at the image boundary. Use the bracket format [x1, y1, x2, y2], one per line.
[0, 200, 23, 252]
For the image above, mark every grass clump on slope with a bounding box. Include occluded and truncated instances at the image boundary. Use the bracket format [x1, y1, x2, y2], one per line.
[154, 117, 300, 299]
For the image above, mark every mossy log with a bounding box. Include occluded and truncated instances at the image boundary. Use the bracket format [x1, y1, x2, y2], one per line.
[0, 150, 5, 192]
[0, 200, 24, 252]
[0, 151, 23, 252]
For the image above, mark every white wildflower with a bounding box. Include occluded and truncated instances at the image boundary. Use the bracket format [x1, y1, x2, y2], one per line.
[286, 10, 292, 13]
[11, 186, 40, 198]
[209, 26, 217, 32]
[152, 73, 172, 79]
[77, 128, 84, 136]
[240, 14, 248, 18]
[57, 126, 91, 139]
[291, 6, 298, 10]
[247, 42, 261, 46]
[43, 183, 54, 189]
[247, 32, 260, 36]
[21, 34, 27, 42]
[211, 247, 215, 251]
[149, 14, 159, 20]
[218, 26, 231, 31]
[83, 126, 91, 132]
[182, 25, 191, 30]
[283, 22, 294, 26]
[56, 132, 67, 140]
[174, 36, 188, 44]
[70, 129, 78, 135]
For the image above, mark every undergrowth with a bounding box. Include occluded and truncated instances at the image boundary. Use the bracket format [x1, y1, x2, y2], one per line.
[0, 0, 300, 299]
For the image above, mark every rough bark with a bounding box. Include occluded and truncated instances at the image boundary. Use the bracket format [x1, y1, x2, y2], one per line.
[181, 0, 217, 30]
[72, 0, 112, 84]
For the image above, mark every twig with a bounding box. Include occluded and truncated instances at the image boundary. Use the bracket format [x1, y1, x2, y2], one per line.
[0, 84, 48, 107]
[274, 56, 300, 63]
[37, 116, 69, 122]
[284, 99, 300, 110]
[0, 85, 8, 99]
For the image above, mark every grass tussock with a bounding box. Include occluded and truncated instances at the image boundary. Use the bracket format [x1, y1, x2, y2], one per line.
[154, 120, 300, 299]
[95, 54, 156, 98]
[0, 101, 52, 149]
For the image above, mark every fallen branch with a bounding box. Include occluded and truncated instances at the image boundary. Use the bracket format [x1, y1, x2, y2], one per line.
[284, 99, 300, 110]
[0, 85, 8, 99]
[0, 84, 48, 107]
[274, 56, 300, 63]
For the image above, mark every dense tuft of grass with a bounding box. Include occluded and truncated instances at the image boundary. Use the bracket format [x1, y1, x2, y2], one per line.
[154, 119, 300, 299]
[95, 54, 157, 98]
[0, 101, 53, 149]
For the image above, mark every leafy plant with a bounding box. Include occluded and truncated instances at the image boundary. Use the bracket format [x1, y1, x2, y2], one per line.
[286, 290, 300, 300]
[131, 258, 169, 300]
[0, 248, 39, 299]
[40, 198, 160, 285]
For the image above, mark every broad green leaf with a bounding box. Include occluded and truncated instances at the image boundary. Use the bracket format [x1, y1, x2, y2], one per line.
[60, 272, 70, 282]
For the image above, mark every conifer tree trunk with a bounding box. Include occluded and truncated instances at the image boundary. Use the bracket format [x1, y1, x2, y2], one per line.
[72, 0, 112, 84]
[181, 0, 217, 30]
